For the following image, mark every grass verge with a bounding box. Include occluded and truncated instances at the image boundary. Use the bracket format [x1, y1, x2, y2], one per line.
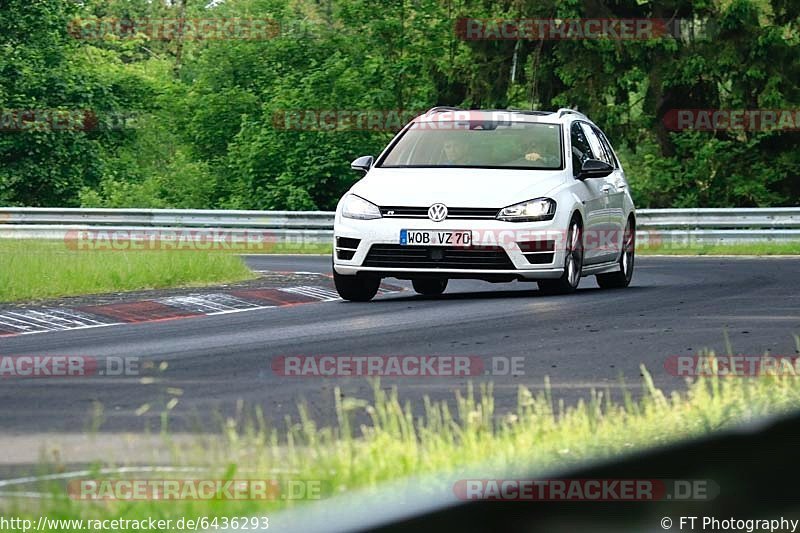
[0, 240, 256, 303]
[4, 338, 800, 531]
[637, 241, 800, 255]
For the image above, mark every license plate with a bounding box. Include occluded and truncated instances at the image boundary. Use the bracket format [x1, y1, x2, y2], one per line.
[400, 229, 472, 247]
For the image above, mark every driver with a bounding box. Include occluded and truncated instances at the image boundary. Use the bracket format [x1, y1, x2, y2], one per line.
[441, 139, 468, 165]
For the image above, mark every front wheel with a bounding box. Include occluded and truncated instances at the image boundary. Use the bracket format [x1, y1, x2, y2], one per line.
[412, 278, 448, 296]
[333, 269, 380, 301]
[537, 217, 583, 295]
[596, 218, 635, 289]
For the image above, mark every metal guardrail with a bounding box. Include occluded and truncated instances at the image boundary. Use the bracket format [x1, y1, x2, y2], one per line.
[635, 208, 800, 245]
[1, 207, 799, 245]
[0, 208, 335, 243]
[0, 207, 333, 228]
[635, 207, 800, 229]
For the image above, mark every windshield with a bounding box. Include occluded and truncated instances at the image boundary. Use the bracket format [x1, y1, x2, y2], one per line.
[379, 121, 563, 169]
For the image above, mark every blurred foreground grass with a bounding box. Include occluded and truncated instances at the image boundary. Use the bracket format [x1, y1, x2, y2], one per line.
[5, 338, 800, 531]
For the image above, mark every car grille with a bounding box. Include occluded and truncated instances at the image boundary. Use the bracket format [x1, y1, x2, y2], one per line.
[379, 206, 499, 219]
[363, 245, 515, 270]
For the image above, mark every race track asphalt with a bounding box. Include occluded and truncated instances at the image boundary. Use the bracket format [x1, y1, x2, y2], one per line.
[1, 256, 798, 437]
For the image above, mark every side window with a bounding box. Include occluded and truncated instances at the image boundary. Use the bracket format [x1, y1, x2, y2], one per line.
[580, 123, 612, 166]
[570, 122, 594, 177]
[594, 126, 619, 168]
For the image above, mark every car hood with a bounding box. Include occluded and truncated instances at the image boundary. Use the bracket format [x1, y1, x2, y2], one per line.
[349, 167, 567, 208]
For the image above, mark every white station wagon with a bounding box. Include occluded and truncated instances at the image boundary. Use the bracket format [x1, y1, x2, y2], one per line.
[332, 107, 636, 301]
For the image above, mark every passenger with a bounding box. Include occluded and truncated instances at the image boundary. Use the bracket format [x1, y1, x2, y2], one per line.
[522, 132, 559, 166]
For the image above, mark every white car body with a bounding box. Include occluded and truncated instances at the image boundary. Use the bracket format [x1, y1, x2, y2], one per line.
[332, 108, 636, 299]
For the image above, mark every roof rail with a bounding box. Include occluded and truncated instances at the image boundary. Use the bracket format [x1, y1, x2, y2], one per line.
[425, 106, 464, 114]
[476, 108, 545, 114]
[556, 107, 588, 120]
[509, 110, 553, 116]
[556, 107, 589, 120]
[426, 107, 559, 117]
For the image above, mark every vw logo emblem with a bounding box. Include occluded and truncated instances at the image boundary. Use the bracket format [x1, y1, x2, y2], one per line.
[428, 203, 448, 222]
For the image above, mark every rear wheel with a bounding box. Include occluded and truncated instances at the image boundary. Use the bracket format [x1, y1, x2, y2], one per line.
[412, 278, 448, 296]
[596, 218, 635, 289]
[333, 269, 380, 302]
[538, 217, 583, 295]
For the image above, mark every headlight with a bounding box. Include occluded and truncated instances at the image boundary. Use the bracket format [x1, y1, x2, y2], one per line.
[341, 194, 382, 220]
[497, 198, 556, 222]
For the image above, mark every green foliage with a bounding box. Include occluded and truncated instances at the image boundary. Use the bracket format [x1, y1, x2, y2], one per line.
[1, 0, 798, 209]
[619, 131, 790, 207]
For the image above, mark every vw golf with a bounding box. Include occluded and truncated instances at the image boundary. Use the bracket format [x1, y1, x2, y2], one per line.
[332, 107, 636, 301]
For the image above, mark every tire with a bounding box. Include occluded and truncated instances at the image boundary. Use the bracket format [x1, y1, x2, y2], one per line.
[537, 217, 583, 295]
[333, 269, 380, 302]
[596, 217, 635, 289]
[412, 278, 448, 296]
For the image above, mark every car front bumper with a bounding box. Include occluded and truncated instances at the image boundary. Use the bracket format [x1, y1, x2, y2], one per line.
[332, 215, 568, 280]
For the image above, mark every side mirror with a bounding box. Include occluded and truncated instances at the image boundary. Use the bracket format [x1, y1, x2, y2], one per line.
[577, 159, 614, 180]
[351, 155, 374, 174]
